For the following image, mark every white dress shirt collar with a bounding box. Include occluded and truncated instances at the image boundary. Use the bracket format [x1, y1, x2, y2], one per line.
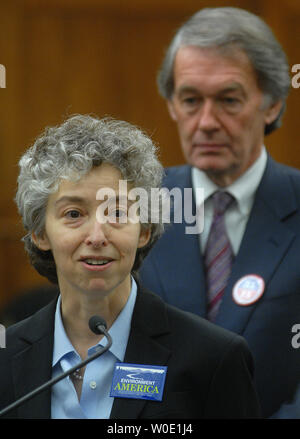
[191, 146, 268, 213]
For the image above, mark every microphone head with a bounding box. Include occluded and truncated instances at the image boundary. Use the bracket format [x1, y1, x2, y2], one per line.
[89, 315, 107, 335]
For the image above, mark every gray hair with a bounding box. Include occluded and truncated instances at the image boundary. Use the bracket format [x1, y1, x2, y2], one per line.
[157, 7, 290, 135]
[15, 114, 165, 283]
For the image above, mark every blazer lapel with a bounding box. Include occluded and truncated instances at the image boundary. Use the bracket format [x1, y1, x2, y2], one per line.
[10, 291, 170, 420]
[216, 157, 297, 333]
[11, 300, 56, 419]
[110, 287, 171, 419]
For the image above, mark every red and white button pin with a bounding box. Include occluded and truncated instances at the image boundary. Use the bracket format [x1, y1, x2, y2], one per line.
[232, 274, 265, 306]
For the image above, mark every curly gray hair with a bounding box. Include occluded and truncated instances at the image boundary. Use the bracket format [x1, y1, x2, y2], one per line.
[157, 7, 290, 135]
[15, 114, 165, 283]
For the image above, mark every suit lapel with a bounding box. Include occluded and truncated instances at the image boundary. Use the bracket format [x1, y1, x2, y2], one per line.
[110, 287, 171, 419]
[216, 157, 297, 333]
[153, 222, 206, 316]
[11, 300, 56, 418]
[152, 166, 207, 316]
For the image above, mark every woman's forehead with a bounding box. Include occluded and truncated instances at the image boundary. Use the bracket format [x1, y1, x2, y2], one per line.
[48, 164, 134, 207]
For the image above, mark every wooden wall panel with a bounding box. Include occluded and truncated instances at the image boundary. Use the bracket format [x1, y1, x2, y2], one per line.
[260, 1, 300, 167]
[0, 0, 299, 310]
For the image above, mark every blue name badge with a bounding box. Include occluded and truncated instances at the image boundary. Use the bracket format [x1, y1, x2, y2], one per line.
[110, 363, 167, 401]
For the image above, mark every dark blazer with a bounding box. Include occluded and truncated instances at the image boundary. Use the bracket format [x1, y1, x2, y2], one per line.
[140, 156, 300, 418]
[271, 383, 300, 419]
[0, 286, 260, 419]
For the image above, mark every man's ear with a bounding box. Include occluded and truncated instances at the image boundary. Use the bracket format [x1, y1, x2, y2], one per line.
[264, 100, 283, 126]
[167, 99, 178, 122]
[31, 232, 51, 251]
[137, 226, 151, 249]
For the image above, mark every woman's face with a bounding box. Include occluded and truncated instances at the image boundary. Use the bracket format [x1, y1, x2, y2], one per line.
[33, 164, 150, 304]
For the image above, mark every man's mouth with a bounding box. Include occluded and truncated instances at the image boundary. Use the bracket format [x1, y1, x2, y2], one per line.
[194, 143, 227, 148]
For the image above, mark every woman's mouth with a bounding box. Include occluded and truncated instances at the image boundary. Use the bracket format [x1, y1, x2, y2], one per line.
[84, 258, 111, 266]
[80, 257, 114, 271]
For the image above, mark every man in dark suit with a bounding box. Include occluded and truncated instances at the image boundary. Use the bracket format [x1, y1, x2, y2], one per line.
[140, 7, 300, 418]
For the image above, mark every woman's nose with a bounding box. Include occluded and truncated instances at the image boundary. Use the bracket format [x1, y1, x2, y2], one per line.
[84, 219, 108, 248]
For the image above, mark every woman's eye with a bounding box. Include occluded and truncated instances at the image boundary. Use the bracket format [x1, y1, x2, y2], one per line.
[65, 210, 81, 219]
[115, 209, 126, 217]
[114, 209, 127, 218]
[108, 208, 127, 222]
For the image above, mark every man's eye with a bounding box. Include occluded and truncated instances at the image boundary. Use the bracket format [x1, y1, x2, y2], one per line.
[222, 97, 239, 105]
[183, 97, 198, 105]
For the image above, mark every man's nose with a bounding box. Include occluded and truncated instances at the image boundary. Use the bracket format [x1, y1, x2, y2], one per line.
[197, 100, 221, 132]
[84, 218, 108, 248]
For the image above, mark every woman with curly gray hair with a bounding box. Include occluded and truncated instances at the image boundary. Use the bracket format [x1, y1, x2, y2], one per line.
[0, 114, 260, 419]
[16, 114, 164, 283]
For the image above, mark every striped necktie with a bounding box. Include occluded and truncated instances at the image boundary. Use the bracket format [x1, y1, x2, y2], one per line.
[204, 191, 235, 322]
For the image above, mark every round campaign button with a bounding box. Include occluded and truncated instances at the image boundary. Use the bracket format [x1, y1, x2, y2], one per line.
[232, 274, 265, 306]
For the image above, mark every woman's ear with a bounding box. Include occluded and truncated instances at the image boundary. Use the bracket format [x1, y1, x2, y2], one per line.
[31, 232, 51, 251]
[137, 227, 151, 249]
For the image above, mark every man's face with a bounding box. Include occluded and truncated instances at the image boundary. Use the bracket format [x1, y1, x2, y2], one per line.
[168, 46, 281, 186]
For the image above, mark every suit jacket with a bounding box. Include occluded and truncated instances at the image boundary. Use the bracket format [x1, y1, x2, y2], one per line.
[140, 156, 300, 418]
[0, 286, 260, 419]
[271, 383, 300, 419]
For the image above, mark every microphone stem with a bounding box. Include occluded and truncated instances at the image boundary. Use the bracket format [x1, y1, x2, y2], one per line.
[0, 331, 112, 417]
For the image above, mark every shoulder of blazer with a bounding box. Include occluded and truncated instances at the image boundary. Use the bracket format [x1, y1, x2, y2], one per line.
[134, 284, 250, 361]
[4, 298, 57, 356]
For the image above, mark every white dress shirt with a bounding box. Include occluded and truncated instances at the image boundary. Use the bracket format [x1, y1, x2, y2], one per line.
[191, 147, 267, 255]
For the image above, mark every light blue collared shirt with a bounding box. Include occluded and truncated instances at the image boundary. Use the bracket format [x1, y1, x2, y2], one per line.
[192, 147, 267, 255]
[51, 278, 137, 419]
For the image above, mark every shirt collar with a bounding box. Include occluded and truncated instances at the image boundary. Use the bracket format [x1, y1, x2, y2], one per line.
[52, 277, 137, 367]
[191, 146, 267, 215]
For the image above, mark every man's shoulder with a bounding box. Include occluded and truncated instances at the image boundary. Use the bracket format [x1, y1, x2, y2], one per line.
[268, 157, 300, 181]
[163, 158, 300, 184]
[264, 157, 300, 205]
[163, 164, 192, 188]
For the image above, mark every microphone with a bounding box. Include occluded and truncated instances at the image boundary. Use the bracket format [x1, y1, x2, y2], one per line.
[89, 315, 108, 335]
[0, 315, 112, 417]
